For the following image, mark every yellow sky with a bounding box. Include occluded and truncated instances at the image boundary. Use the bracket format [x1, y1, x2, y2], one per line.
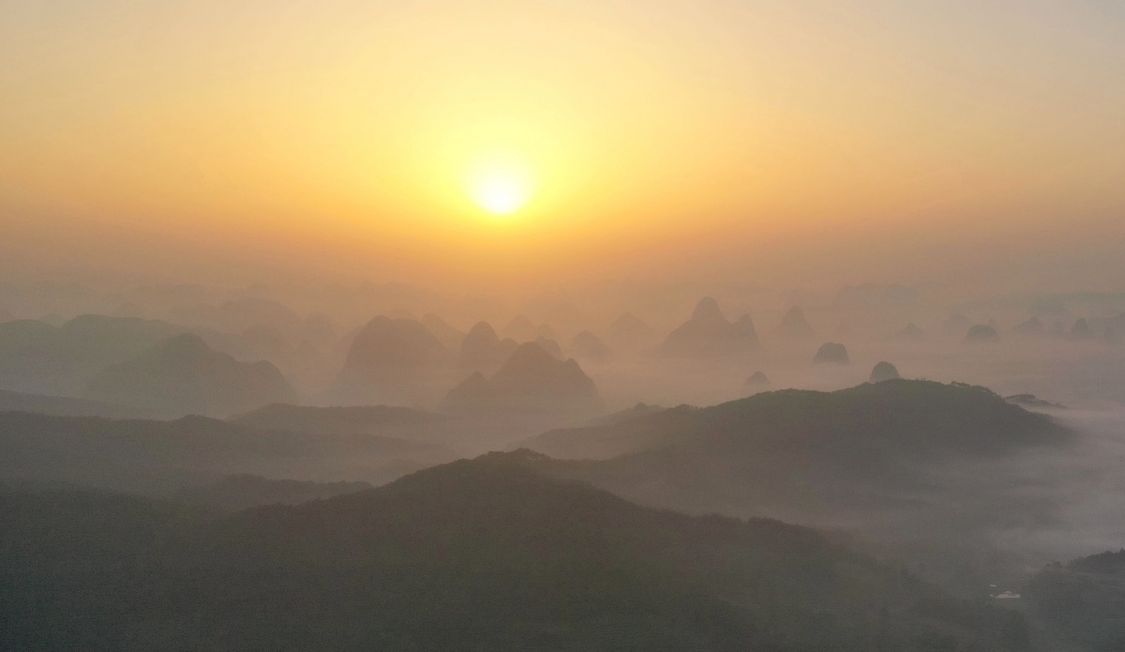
[2, 1, 1123, 289]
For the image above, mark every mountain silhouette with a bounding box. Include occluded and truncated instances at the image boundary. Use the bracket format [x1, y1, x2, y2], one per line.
[421, 313, 466, 350]
[869, 361, 900, 382]
[571, 330, 611, 361]
[1027, 549, 1125, 650]
[0, 454, 1028, 651]
[534, 336, 565, 359]
[746, 370, 770, 386]
[776, 306, 815, 339]
[502, 314, 537, 341]
[0, 315, 182, 395]
[445, 342, 600, 415]
[606, 312, 655, 349]
[894, 322, 925, 341]
[964, 324, 1000, 343]
[661, 297, 759, 356]
[0, 388, 146, 419]
[812, 341, 850, 364]
[0, 410, 441, 495]
[520, 380, 1068, 524]
[335, 316, 452, 403]
[458, 321, 517, 372]
[576, 330, 612, 361]
[85, 334, 295, 418]
[1013, 316, 1045, 337]
[1069, 317, 1094, 340]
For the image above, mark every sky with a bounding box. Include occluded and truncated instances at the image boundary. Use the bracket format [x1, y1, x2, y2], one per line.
[2, 0, 1123, 295]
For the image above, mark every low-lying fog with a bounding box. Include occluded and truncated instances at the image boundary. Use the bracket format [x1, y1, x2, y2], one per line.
[2, 282, 1124, 586]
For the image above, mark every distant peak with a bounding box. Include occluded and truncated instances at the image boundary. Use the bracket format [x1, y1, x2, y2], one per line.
[692, 296, 725, 322]
[467, 321, 497, 337]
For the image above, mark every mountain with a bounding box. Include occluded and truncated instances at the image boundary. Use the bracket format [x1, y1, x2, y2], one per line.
[776, 306, 815, 339]
[661, 297, 758, 356]
[1004, 394, 1065, 410]
[812, 342, 850, 364]
[458, 320, 516, 372]
[174, 474, 372, 511]
[524, 404, 699, 460]
[607, 311, 655, 350]
[534, 336, 565, 358]
[1027, 549, 1125, 651]
[0, 315, 182, 395]
[231, 403, 444, 438]
[85, 334, 296, 418]
[535, 323, 558, 340]
[587, 401, 667, 427]
[335, 316, 452, 403]
[571, 330, 611, 361]
[445, 342, 600, 415]
[211, 296, 303, 332]
[0, 388, 145, 419]
[1069, 317, 1094, 340]
[746, 370, 770, 386]
[421, 313, 466, 350]
[1013, 316, 1045, 337]
[502, 314, 537, 341]
[869, 361, 900, 382]
[894, 322, 925, 341]
[0, 456, 1029, 651]
[964, 324, 1000, 343]
[520, 380, 1068, 525]
[0, 411, 440, 495]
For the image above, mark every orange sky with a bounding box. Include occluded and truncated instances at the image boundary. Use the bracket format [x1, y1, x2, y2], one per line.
[2, 1, 1124, 292]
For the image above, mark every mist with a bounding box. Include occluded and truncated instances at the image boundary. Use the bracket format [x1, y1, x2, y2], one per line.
[4, 0, 1125, 649]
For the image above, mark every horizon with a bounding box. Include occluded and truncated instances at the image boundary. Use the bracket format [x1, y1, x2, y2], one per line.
[4, 1, 1124, 294]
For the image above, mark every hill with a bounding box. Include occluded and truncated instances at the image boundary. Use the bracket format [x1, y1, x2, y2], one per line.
[0, 315, 182, 395]
[231, 403, 444, 438]
[445, 342, 600, 415]
[661, 297, 758, 357]
[1027, 549, 1125, 651]
[458, 320, 517, 372]
[0, 388, 147, 419]
[607, 312, 655, 350]
[521, 380, 1068, 525]
[0, 455, 1029, 651]
[85, 333, 296, 418]
[335, 316, 452, 403]
[0, 411, 445, 495]
[174, 474, 373, 511]
[776, 306, 815, 339]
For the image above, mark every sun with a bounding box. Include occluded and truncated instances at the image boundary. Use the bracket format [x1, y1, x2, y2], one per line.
[468, 156, 533, 217]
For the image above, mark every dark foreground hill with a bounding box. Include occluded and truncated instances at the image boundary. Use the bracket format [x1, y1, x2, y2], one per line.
[1027, 549, 1125, 651]
[0, 454, 1028, 651]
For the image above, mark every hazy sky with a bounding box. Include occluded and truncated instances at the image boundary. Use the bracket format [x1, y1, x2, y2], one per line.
[2, 1, 1123, 293]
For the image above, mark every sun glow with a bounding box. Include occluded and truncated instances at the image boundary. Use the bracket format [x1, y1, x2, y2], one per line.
[468, 156, 533, 217]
